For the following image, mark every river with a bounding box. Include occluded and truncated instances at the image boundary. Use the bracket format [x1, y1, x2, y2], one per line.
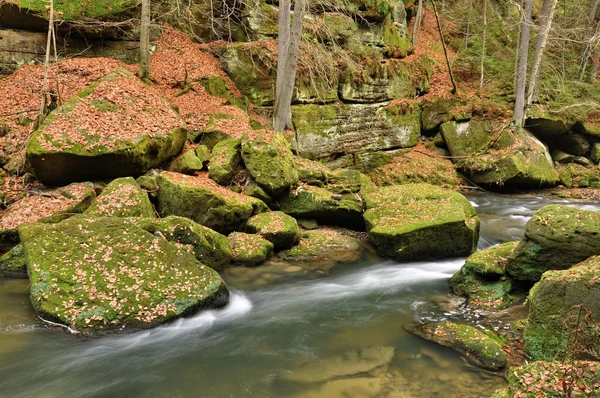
[1, 193, 598, 397]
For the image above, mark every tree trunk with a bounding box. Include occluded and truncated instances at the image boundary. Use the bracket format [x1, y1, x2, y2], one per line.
[514, 0, 524, 93]
[580, 0, 600, 80]
[479, 0, 487, 96]
[513, 0, 533, 127]
[592, 42, 600, 79]
[139, 0, 151, 80]
[412, 0, 424, 45]
[275, 0, 291, 101]
[39, 0, 54, 118]
[430, 0, 457, 94]
[273, 0, 305, 132]
[526, 0, 557, 107]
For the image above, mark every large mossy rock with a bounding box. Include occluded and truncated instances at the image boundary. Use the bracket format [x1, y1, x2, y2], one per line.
[229, 232, 274, 266]
[404, 321, 507, 371]
[167, 150, 204, 175]
[19, 216, 229, 335]
[156, 171, 268, 234]
[294, 157, 365, 193]
[558, 163, 600, 188]
[84, 177, 154, 218]
[245, 211, 300, 250]
[208, 138, 241, 185]
[440, 120, 498, 158]
[0, 182, 96, 252]
[450, 241, 520, 310]
[241, 133, 299, 195]
[0, 243, 27, 278]
[278, 185, 364, 229]
[506, 205, 600, 282]
[132, 216, 232, 271]
[6, 0, 139, 21]
[363, 184, 479, 261]
[523, 256, 600, 361]
[292, 103, 420, 160]
[26, 68, 186, 186]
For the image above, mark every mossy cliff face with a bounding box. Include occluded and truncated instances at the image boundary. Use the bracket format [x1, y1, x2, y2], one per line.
[84, 177, 155, 218]
[404, 321, 507, 371]
[524, 256, 600, 361]
[506, 205, 600, 282]
[450, 241, 520, 310]
[241, 133, 299, 196]
[26, 68, 187, 186]
[363, 184, 479, 261]
[245, 211, 300, 250]
[156, 171, 268, 234]
[9, 0, 139, 21]
[292, 103, 420, 160]
[229, 232, 274, 266]
[132, 216, 232, 271]
[19, 216, 229, 335]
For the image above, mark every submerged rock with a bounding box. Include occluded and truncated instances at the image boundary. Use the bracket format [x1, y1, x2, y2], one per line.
[506, 205, 600, 282]
[156, 171, 268, 234]
[84, 177, 154, 218]
[19, 216, 229, 335]
[363, 184, 479, 261]
[245, 211, 300, 250]
[229, 232, 274, 266]
[404, 322, 507, 371]
[524, 256, 600, 361]
[26, 68, 186, 186]
[450, 242, 521, 310]
[0, 182, 96, 252]
[133, 216, 232, 271]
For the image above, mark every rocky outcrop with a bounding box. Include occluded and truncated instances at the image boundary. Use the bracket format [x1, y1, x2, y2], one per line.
[167, 150, 205, 175]
[156, 171, 269, 234]
[405, 321, 507, 371]
[524, 256, 600, 361]
[506, 205, 600, 282]
[245, 211, 300, 250]
[557, 163, 600, 188]
[229, 232, 274, 266]
[209, 138, 241, 185]
[84, 177, 155, 218]
[26, 68, 187, 186]
[363, 184, 479, 261]
[19, 216, 229, 335]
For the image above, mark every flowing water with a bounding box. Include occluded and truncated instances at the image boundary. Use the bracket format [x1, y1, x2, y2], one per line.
[1, 194, 599, 398]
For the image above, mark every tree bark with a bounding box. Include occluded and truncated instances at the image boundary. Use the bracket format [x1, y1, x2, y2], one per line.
[513, 0, 533, 127]
[412, 0, 424, 45]
[479, 0, 487, 96]
[139, 0, 151, 80]
[526, 0, 558, 107]
[430, 0, 457, 94]
[39, 0, 54, 119]
[580, 0, 600, 80]
[592, 41, 600, 79]
[273, 0, 305, 132]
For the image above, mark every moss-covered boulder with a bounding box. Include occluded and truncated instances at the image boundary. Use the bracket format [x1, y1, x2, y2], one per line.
[492, 361, 600, 397]
[19, 216, 229, 335]
[523, 256, 600, 361]
[294, 157, 365, 193]
[278, 228, 363, 271]
[208, 138, 241, 185]
[558, 163, 600, 188]
[506, 205, 600, 282]
[229, 232, 274, 266]
[363, 184, 479, 261]
[279, 185, 364, 229]
[404, 321, 507, 371]
[8, 0, 139, 21]
[450, 242, 521, 310]
[241, 133, 298, 195]
[0, 244, 27, 278]
[0, 182, 96, 252]
[421, 98, 458, 135]
[440, 120, 496, 158]
[84, 177, 154, 218]
[245, 211, 300, 250]
[167, 150, 204, 175]
[26, 68, 187, 186]
[156, 171, 268, 234]
[132, 216, 232, 271]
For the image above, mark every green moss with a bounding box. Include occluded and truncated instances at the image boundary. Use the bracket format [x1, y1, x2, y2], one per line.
[292, 104, 340, 138]
[0, 244, 27, 278]
[19, 216, 228, 335]
[167, 150, 204, 175]
[558, 164, 600, 188]
[16, 0, 138, 20]
[209, 138, 241, 185]
[90, 99, 122, 112]
[84, 177, 155, 218]
[381, 15, 410, 58]
[229, 232, 273, 266]
[246, 211, 300, 250]
[133, 216, 232, 271]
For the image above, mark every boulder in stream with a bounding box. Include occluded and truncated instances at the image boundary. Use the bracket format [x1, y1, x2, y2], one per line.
[245, 211, 300, 250]
[19, 216, 229, 335]
[0, 244, 27, 278]
[229, 232, 274, 266]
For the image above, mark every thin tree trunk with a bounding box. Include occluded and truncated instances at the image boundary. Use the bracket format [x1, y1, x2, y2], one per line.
[514, 0, 524, 93]
[275, 0, 291, 101]
[52, 22, 62, 106]
[273, 0, 305, 132]
[430, 0, 457, 94]
[412, 0, 424, 45]
[592, 41, 600, 79]
[479, 0, 487, 96]
[139, 0, 151, 80]
[580, 0, 600, 80]
[526, 0, 558, 107]
[514, 0, 533, 127]
[39, 0, 54, 119]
